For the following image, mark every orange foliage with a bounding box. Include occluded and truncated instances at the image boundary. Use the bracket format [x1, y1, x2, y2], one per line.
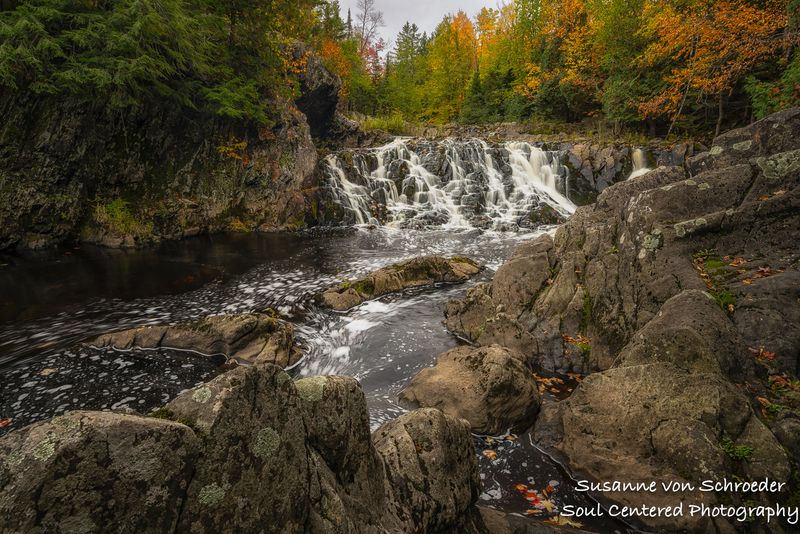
[639, 0, 789, 119]
[319, 38, 352, 97]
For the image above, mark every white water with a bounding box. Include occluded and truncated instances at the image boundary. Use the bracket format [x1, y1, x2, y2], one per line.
[629, 148, 651, 179]
[321, 138, 576, 231]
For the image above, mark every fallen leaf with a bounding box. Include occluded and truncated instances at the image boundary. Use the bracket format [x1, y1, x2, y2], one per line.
[515, 483, 528, 492]
[773, 190, 786, 196]
[540, 498, 557, 513]
[756, 396, 771, 407]
[546, 515, 583, 528]
[729, 257, 749, 267]
[525, 508, 543, 516]
[39, 368, 57, 376]
[483, 450, 497, 461]
[742, 278, 753, 285]
[727, 303, 735, 313]
[759, 195, 771, 201]
[0, 419, 12, 428]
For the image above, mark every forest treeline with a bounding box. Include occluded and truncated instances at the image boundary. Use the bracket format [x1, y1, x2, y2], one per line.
[1, 0, 798, 137]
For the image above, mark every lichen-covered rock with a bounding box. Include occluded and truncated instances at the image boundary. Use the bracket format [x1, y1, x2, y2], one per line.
[374, 408, 482, 533]
[92, 312, 302, 368]
[446, 110, 800, 376]
[0, 364, 488, 534]
[297, 376, 394, 532]
[535, 363, 790, 530]
[319, 255, 482, 311]
[166, 365, 310, 533]
[0, 411, 200, 533]
[400, 345, 540, 435]
[442, 109, 800, 531]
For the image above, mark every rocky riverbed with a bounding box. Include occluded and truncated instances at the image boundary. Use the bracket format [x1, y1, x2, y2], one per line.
[1, 109, 798, 533]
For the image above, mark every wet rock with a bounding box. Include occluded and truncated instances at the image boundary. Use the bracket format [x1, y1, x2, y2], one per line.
[92, 312, 302, 368]
[374, 408, 482, 533]
[318, 255, 482, 311]
[400, 345, 540, 435]
[0, 411, 200, 533]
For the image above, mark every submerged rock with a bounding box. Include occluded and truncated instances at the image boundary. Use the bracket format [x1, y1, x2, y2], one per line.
[400, 345, 540, 435]
[318, 255, 482, 311]
[92, 312, 302, 368]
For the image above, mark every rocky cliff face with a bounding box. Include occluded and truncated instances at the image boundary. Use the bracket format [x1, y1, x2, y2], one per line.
[0, 45, 356, 252]
[444, 108, 800, 530]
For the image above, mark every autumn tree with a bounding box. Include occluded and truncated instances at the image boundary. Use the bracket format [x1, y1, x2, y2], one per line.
[639, 0, 791, 135]
[422, 11, 478, 122]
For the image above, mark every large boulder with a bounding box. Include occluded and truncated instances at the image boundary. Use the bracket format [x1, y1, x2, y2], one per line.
[534, 362, 790, 531]
[0, 364, 488, 533]
[165, 365, 311, 533]
[444, 109, 800, 531]
[446, 110, 800, 376]
[319, 255, 482, 311]
[92, 312, 302, 368]
[373, 408, 483, 533]
[400, 345, 541, 435]
[0, 411, 200, 533]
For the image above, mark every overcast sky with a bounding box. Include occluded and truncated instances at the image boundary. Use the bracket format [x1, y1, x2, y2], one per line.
[337, 0, 494, 48]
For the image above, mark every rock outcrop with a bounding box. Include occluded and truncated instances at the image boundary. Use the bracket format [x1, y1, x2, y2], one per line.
[445, 108, 800, 530]
[0, 44, 349, 252]
[318, 255, 482, 311]
[91, 312, 302, 368]
[0, 364, 487, 533]
[400, 345, 540, 435]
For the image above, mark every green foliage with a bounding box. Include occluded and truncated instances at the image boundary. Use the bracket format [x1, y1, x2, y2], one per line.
[93, 198, 152, 237]
[359, 111, 410, 135]
[720, 437, 753, 461]
[746, 52, 800, 120]
[0, 0, 318, 122]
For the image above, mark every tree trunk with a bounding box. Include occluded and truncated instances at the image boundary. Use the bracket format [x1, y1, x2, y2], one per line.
[715, 93, 725, 138]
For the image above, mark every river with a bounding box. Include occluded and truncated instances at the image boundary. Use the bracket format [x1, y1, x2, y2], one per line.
[0, 138, 632, 531]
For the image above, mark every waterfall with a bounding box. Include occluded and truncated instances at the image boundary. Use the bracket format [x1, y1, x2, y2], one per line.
[318, 138, 577, 230]
[629, 148, 651, 179]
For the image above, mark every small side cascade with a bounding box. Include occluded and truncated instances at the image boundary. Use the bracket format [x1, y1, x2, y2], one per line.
[318, 138, 577, 230]
[629, 148, 652, 179]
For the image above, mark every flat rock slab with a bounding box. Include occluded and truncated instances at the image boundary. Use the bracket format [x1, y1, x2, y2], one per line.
[91, 312, 302, 368]
[400, 344, 541, 435]
[318, 255, 482, 311]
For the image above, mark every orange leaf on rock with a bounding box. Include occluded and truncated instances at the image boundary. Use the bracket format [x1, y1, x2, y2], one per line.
[483, 450, 498, 461]
[0, 419, 12, 428]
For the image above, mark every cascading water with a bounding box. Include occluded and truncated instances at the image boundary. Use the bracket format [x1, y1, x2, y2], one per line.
[319, 138, 576, 230]
[629, 147, 651, 179]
